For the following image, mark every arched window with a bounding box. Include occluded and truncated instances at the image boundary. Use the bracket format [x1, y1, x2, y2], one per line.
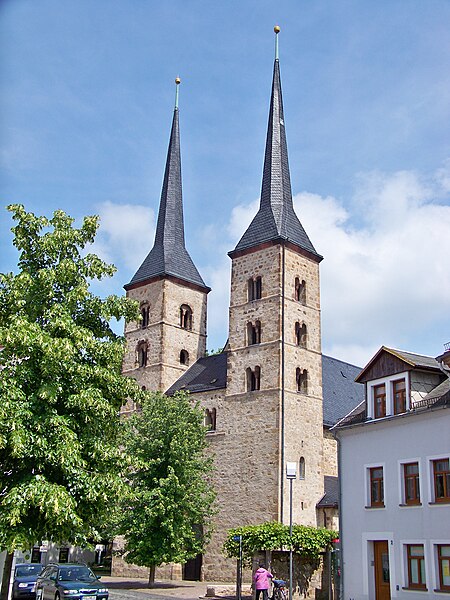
[248, 276, 262, 301]
[296, 368, 308, 394]
[180, 349, 189, 365]
[295, 322, 307, 348]
[180, 304, 193, 330]
[140, 303, 150, 328]
[295, 278, 306, 305]
[137, 342, 148, 368]
[246, 366, 261, 392]
[299, 456, 305, 480]
[205, 408, 217, 432]
[247, 320, 262, 345]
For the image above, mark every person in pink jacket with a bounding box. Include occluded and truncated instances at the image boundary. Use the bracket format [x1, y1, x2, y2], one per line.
[253, 563, 273, 600]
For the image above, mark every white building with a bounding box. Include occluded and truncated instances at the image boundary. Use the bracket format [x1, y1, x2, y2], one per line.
[334, 346, 450, 599]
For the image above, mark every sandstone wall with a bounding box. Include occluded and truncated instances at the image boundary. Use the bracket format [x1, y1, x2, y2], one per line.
[122, 278, 207, 394]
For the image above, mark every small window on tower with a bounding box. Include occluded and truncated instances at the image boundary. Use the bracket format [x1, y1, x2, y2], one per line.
[205, 408, 217, 432]
[247, 320, 262, 345]
[295, 278, 306, 305]
[180, 349, 189, 365]
[296, 368, 308, 394]
[248, 277, 262, 301]
[140, 303, 150, 328]
[246, 366, 261, 391]
[295, 322, 307, 348]
[180, 304, 193, 330]
[137, 342, 148, 368]
[299, 456, 305, 480]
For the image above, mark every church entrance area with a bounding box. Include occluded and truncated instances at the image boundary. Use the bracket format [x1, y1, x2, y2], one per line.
[184, 554, 202, 581]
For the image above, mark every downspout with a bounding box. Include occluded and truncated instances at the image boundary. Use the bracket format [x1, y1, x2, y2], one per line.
[280, 242, 286, 522]
[334, 430, 344, 600]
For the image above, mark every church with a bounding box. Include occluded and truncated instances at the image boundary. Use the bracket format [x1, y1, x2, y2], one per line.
[118, 29, 364, 580]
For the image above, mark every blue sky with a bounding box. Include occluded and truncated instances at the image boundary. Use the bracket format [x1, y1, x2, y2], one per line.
[1, 0, 449, 366]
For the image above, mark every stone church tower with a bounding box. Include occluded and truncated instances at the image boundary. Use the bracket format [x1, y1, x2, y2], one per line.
[225, 31, 324, 530]
[122, 81, 210, 397]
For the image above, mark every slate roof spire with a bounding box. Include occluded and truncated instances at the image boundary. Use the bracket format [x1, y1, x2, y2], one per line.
[231, 27, 322, 261]
[126, 78, 209, 291]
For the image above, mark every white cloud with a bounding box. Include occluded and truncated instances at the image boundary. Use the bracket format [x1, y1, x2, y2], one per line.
[93, 201, 155, 270]
[294, 168, 450, 364]
[89, 167, 450, 366]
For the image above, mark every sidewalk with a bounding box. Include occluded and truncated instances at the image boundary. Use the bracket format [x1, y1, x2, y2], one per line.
[101, 576, 251, 600]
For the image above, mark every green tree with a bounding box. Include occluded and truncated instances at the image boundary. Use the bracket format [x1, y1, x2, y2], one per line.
[119, 391, 216, 585]
[0, 205, 140, 599]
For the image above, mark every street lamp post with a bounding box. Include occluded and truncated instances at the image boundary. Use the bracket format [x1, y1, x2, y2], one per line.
[286, 462, 297, 600]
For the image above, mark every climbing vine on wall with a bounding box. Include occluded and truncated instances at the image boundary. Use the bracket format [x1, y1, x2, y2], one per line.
[223, 522, 338, 565]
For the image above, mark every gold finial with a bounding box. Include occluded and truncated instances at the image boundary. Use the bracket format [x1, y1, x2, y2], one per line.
[274, 25, 280, 34]
[174, 77, 181, 109]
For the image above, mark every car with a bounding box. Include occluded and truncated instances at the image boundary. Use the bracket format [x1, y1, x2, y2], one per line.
[35, 564, 108, 600]
[13, 563, 44, 600]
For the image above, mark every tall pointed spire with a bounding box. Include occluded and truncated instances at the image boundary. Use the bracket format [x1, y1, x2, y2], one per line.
[231, 27, 322, 261]
[126, 78, 209, 291]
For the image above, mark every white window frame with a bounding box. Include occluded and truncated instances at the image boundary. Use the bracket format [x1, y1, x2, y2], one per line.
[397, 457, 422, 507]
[426, 453, 450, 504]
[367, 371, 410, 419]
[364, 462, 386, 509]
[400, 539, 430, 591]
[430, 539, 450, 592]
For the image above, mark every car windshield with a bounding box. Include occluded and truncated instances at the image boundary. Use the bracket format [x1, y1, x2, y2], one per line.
[58, 567, 96, 582]
[15, 565, 42, 577]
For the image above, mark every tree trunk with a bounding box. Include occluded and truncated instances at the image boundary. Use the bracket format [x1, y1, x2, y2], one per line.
[148, 565, 156, 587]
[0, 552, 14, 600]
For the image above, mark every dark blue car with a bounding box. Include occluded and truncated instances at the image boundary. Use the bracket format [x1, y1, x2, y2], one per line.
[36, 564, 108, 600]
[13, 564, 44, 600]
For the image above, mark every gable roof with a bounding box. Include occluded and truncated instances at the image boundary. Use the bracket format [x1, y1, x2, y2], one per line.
[355, 346, 440, 383]
[166, 352, 364, 428]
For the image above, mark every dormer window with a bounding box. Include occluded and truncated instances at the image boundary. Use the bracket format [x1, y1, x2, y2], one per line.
[368, 373, 410, 419]
[393, 378, 406, 414]
[373, 384, 386, 418]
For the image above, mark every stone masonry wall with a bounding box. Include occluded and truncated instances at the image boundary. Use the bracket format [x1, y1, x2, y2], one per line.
[122, 278, 207, 394]
[322, 429, 338, 476]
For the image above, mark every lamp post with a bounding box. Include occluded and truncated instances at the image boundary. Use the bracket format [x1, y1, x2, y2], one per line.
[286, 462, 297, 600]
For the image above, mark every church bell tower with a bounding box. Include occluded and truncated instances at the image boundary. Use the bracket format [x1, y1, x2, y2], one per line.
[122, 79, 210, 395]
[225, 27, 324, 527]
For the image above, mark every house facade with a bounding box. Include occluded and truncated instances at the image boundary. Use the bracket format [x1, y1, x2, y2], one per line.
[335, 346, 450, 599]
[116, 31, 364, 581]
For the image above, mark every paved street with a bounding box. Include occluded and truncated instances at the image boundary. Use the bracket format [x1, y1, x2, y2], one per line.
[101, 577, 247, 600]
